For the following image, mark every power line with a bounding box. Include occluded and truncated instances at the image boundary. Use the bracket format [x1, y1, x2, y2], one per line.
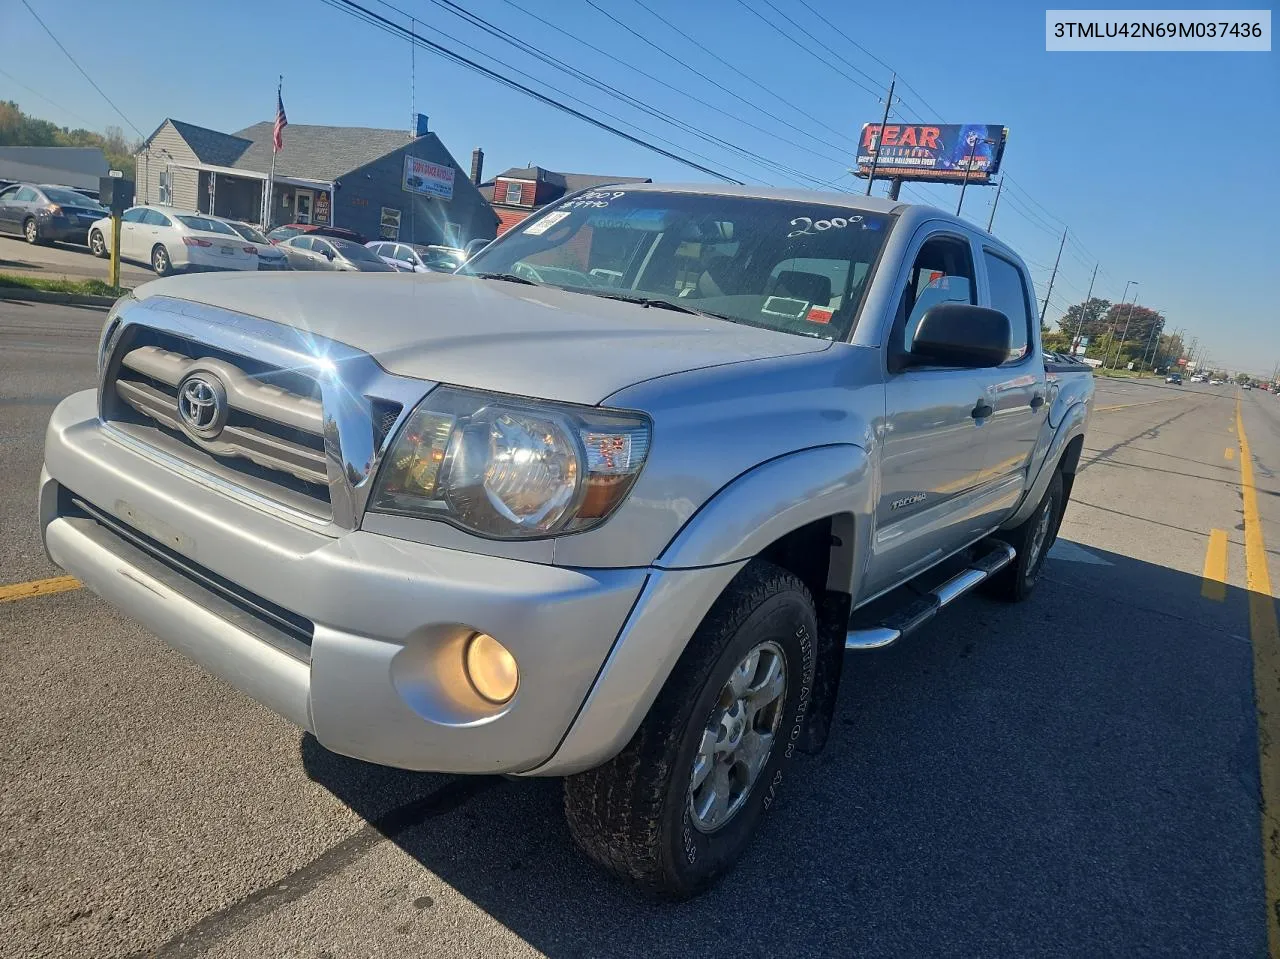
[17, 0, 144, 139]
[576, 0, 856, 163]
[399, 0, 832, 187]
[791, 0, 947, 121]
[624, 0, 859, 149]
[321, 0, 739, 181]
[753, 0, 885, 93]
[0, 68, 99, 128]
[733, 0, 883, 100]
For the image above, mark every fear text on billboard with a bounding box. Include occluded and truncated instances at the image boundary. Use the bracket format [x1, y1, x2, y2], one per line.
[856, 124, 1008, 184]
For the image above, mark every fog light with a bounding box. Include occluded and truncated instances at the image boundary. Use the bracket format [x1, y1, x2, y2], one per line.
[463, 632, 518, 704]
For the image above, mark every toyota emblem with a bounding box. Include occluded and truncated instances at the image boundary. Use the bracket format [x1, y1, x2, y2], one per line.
[177, 373, 227, 439]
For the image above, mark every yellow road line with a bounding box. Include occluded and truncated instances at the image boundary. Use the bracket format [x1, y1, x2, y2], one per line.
[1200, 529, 1228, 601]
[1234, 397, 1280, 957]
[1226, 447, 1235, 461]
[0, 575, 81, 604]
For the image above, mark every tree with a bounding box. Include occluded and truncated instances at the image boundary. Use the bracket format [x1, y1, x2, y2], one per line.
[1057, 297, 1111, 341]
[0, 100, 137, 178]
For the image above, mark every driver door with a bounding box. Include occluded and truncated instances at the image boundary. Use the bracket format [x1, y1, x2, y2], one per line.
[861, 228, 1003, 599]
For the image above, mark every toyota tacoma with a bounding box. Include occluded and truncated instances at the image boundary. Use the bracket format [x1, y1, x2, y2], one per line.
[39, 184, 1093, 897]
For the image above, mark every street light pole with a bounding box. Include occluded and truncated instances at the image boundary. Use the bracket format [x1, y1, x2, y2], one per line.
[1108, 291, 1141, 369]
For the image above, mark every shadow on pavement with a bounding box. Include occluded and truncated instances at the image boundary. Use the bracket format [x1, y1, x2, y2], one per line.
[302, 540, 1269, 958]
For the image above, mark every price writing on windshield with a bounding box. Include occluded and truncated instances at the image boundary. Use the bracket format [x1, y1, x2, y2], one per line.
[787, 214, 862, 238]
[564, 190, 627, 210]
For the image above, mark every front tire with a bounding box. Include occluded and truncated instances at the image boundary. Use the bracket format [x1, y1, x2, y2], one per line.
[89, 229, 107, 258]
[563, 560, 817, 899]
[151, 244, 173, 276]
[984, 469, 1064, 602]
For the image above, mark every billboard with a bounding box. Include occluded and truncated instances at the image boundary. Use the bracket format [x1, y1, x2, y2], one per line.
[403, 155, 455, 201]
[856, 124, 1008, 184]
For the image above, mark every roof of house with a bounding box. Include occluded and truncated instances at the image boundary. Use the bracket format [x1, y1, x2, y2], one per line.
[0, 146, 109, 189]
[229, 123, 415, 181]
[167, 120, 252, 166]
[480, 165, 650, 205]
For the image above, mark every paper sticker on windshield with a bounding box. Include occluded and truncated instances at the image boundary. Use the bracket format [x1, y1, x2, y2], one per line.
[806, 306, 834, 324]
[524, 210, 571, 236]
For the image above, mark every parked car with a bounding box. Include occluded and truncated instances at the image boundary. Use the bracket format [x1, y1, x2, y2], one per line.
[278, 234, 395, 271]
[0, 182, 109, 244]
[367, 241, 466, 273]
[217, 219, 290, 271]
[1165, 373, 1182, 385]
[1210, 378, 1223, 385]
[266, 223, 368, 246]
[1243, 382, 1252, 390]
[39, 184, 1093, 898]
[88, 206, 258, 276]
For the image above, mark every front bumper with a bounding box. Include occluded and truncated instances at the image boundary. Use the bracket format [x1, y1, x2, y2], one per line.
[41, 390, 651, 774]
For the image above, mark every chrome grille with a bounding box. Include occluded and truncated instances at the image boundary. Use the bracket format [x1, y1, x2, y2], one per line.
[115, 345, 328, 486]
[98, 296, 433, 531]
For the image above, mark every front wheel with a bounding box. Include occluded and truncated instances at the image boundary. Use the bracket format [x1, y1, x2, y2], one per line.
[151, 244, 172, 276]
[563, 560, 817, 899]
[984, 469, 1064, 602]
[89, 229, 107, 258]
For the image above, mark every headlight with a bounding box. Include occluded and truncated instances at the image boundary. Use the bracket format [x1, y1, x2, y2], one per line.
[369, 387, 651, 539]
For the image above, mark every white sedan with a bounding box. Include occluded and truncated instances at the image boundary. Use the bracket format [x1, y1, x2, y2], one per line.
[88, 206, 258, 276]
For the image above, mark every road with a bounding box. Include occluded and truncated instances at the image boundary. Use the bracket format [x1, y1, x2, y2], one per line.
[1, 300, 1275, 958]
[0, 232, 153, 286]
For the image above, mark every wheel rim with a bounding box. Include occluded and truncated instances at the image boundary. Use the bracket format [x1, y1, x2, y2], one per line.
[688, 640, 787, 834]
[1026, 495, 1056, 574]
[154, 248, 167, 272]
[91, 232, 103, 255]
[25, 221, 36, 241]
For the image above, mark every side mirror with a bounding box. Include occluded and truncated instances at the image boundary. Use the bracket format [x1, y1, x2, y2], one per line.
[324, 248, 335, 260]
[463, 237, 489, 260]
[909, 303, 1011, 369]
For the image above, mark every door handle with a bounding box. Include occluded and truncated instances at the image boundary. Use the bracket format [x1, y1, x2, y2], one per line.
[971, 402, 993, 419]
[1030, 394, 1045, 410]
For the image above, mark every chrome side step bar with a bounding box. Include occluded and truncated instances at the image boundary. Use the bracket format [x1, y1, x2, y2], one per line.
[845, 541, 1016, 651]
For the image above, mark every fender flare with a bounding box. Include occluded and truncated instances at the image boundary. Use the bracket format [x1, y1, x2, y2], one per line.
[1002, 400, 1089, 529]
[527, 444, 872, 776]
[655, 443, 871, 570]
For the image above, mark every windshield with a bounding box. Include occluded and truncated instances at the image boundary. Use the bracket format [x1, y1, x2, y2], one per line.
[44, 187, 104, 209]
[463, 191, 891, 340]
[176, 215, 238, 236]
[331, 238, 384, 264]
[269, 226, 302, 242]
[227, 222, 269, 244]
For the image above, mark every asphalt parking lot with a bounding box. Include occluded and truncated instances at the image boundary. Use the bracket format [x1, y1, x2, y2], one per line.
[1, 300, 1276, 958]
[0, 232, 153, 286]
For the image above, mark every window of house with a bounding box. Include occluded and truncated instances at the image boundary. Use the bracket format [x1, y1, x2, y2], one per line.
[158, 170, 172, 205]
[503, 181, 525, 205]
[983, 250, 1033, 363]
[896, 236, 976, 354]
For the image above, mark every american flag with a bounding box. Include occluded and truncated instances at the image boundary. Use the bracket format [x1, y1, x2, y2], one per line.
[272, 87, 288, 153]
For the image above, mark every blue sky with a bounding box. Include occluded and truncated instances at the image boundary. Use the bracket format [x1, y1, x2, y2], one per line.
[3, 0, 1277, 371]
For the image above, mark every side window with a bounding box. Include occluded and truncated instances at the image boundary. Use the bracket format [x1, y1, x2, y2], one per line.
[0, 186, 20, 201]
[896, 235, 976, 354]
[292, 236, 314, 252]
[122, 208, 147, 223]
[144, 210, 172, 227]
[983, 251, 1033, 363]
[368, 243, 384, 257]
[313, 239, 334, 257]
[15, 187, 38, 202]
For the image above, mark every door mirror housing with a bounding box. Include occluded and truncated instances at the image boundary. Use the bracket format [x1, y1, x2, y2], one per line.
[909, 304, 1011, 369]
[323, 248, 335, 260]
[463, 237, 489, 260]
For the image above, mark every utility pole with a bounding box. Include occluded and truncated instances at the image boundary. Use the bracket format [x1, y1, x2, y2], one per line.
[1070, 262, 1099, 354]
[1039, 227, 1069, 325]
[1139, 314, 1163, 375]
[986, 175, 1004, 232]
[865, 74, 895, 197]
[956, 135, 995, 217]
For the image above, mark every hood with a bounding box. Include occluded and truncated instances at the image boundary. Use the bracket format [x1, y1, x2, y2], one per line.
[133, 271, 831, 405]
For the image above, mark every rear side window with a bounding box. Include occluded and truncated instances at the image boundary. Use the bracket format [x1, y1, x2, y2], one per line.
[142, 210, 172, 227]
[983, 251, 1033, 363]
[15, 187, 38, 202]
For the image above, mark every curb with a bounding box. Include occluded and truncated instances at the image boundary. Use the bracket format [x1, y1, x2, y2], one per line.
[0, 287, 120, 308]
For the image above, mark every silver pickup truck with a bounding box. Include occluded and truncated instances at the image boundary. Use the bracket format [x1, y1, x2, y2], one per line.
[39, 184, 1093, 898]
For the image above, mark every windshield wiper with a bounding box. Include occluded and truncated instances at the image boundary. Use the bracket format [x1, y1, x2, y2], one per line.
[470, 271, 539, 286]
[589, 291, 729, 320]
